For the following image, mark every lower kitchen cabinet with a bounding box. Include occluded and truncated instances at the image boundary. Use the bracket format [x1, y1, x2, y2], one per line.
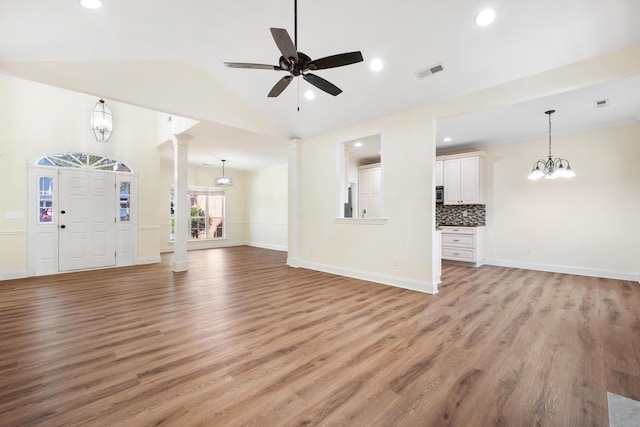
[440, 225, 484, 266]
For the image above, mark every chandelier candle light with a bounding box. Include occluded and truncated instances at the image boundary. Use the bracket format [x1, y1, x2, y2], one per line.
[214, 159, 233, 187]
[528, 110, 575, 180]
[91, 98, 113, 143]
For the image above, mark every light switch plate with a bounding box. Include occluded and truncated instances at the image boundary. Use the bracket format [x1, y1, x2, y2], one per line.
[5, 211, 24, 219]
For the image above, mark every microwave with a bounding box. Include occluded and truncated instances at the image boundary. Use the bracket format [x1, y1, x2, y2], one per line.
[436, 186, 444, 203]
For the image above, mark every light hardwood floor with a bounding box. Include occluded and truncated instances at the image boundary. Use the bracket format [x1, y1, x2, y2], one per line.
[1, 246, 639, 426]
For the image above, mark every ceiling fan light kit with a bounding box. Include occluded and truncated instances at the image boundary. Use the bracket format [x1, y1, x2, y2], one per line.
[528, 110, 576, 180]
[224, 0, 363, 98]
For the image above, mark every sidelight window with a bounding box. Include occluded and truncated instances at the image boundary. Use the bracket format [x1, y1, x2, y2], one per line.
[38, 176, 54, 223]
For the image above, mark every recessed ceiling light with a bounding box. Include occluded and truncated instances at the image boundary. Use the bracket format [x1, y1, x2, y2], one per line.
[443, 137, 452, 143]
[370, 58, 384, 72]
[81, 0, 102, 9]
[354, 141, 363, 147]
[304, 90, 315, 100]
[475, 9, 495, 27]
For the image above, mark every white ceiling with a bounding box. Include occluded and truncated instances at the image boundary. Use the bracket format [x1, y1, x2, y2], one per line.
[436, 73, 640, 153]
[1, 0, 640, 169]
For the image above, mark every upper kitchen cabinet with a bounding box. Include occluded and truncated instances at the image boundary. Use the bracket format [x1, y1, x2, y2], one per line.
[443, 152, 484, 205]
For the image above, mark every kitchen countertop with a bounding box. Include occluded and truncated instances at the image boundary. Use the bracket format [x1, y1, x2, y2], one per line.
[438, 223, 485, 227]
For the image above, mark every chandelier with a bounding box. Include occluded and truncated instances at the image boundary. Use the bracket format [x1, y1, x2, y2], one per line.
[91, 98, 113, 143]
[214, 160, 233, 187]
[528, 110, 575, 180]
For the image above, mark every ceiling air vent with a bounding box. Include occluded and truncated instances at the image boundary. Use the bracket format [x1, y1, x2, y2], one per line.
[416, 63, 444, 80]
[594, 99, 610, 108]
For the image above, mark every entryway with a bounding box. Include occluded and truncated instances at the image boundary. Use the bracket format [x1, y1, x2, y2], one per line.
[28, 152, 137, 276]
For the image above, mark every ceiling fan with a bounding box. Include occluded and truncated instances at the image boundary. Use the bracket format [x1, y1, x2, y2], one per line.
[224, 0, 363, 98]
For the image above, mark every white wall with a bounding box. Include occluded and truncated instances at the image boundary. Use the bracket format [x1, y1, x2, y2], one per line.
[483, 124, 640, 280]
[246, 163, 288, 251]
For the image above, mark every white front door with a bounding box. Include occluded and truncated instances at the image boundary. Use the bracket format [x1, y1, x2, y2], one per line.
[58, 169, 116, 271]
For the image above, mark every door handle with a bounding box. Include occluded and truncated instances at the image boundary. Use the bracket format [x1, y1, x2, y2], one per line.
[60, 225, 66, 229]
[61, 210, 66, 214]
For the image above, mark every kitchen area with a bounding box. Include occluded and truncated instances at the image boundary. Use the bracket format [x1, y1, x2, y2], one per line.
[435, 151, 486, 267]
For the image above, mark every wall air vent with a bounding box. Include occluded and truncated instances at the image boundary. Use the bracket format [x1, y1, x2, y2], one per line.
[594, 99, 610, 108]
[415, 63, 444, 80]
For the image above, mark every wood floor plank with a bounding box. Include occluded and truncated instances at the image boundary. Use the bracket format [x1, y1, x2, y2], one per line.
[0, 246, 638, 426]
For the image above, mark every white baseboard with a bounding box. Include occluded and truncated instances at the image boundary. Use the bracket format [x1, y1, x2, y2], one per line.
[287, 257, 301, 268]
[248, 242, 287, 252]
[137, 256, 161, 265]
[161, 241, 248, 253]
[299, 260, 439, 294]
[0, 270, 28, 281]
[172, 260, 189, 272]
[484, 258, 640, 282]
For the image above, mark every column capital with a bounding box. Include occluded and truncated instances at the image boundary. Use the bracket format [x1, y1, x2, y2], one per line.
[288, 138, 302, 150]
[171, 133, 194, 147]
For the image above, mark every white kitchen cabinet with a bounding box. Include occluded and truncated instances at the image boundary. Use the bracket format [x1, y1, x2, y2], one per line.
[435, 160, 444, 186]
[440, 225, 484, 266]
[443, 153, 484, 205]
[358, 163, 381, 218]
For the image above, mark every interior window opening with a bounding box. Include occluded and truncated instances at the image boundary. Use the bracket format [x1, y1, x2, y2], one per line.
[338, 133, 383, 219]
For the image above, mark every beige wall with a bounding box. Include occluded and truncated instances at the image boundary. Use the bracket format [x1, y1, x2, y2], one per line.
[298, 110, 435, 291]
[482, 124, 640, 279]
[0, 74, 162, 277]
[246, 163, 288, 251]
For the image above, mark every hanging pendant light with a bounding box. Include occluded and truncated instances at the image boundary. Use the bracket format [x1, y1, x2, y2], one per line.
[91, 98, 113, 143]
[214, 159, 233, 187]
[528, 110, 575, 180]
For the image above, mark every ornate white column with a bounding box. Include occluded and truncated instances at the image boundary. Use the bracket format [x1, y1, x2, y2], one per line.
[171, 133, 192, 272]
[287, 138, 302, 267]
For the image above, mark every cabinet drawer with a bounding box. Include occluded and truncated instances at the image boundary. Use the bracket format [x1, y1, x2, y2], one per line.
[442, 248, 476, 262]
[442, 234, 475, 247]
[440, 226, 475, 235]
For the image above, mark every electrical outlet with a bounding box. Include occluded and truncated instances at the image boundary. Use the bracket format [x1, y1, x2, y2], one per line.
[393, 257, 399, 266]
[526, 247, 531, 255]
[462, 210, 468, 217]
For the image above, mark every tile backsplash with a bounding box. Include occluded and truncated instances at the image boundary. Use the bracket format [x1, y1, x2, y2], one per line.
[436, 204, 485, 226]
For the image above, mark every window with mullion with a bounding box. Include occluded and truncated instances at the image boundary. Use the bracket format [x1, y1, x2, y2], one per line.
[170, 188, 225, 241]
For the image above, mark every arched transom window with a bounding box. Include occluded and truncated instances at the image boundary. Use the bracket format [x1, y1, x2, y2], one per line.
[37, 152, 131, 172]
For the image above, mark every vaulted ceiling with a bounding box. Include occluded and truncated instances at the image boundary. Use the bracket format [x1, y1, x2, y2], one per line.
[2, 0, 640, 168]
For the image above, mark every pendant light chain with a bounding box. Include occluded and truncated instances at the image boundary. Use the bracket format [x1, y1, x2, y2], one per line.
[547, 110, 553, 159]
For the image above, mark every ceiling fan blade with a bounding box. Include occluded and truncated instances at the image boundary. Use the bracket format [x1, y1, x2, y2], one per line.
[303, 73, 342, 96]
[268, 75, 294, 97]
[308, 51, 364, 70]
[224, 62, 283, 70]
[270, 28, 298, 64]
